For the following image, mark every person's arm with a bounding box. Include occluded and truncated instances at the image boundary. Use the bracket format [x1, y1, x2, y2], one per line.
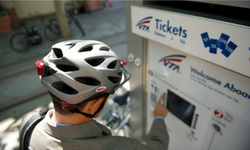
[153, 94, 168, 119]
[131, 94, 169, 150]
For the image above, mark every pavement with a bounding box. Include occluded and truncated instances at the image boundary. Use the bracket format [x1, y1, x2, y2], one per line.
[0, 1, 130, 150]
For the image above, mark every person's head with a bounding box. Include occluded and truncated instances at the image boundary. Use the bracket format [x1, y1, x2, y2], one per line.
[35, 40, 131, 118]
[49, 91, 109, 117]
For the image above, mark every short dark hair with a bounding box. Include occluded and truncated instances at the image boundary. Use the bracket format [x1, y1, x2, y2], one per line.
[49, 92, 109, 115]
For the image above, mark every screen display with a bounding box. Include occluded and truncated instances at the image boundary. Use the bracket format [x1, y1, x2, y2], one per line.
[167, 90, 196, 127]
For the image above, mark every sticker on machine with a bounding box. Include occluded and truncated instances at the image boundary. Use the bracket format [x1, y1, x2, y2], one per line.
[202, 105, 250, 150]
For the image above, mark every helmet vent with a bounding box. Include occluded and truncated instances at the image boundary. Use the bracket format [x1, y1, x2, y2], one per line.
[85, 58, 105, 66]
[79, 45, 93, 52]
[66, 43, 76, 49]
[52, 81, 78, 95]
[56, 64, 79, 72]
[75, 77, 101, 86]
[107, 61, 118, 69]
[108, 76, 121, 84]
[99, 46, 110, 51]
[52, 48, 63, 58]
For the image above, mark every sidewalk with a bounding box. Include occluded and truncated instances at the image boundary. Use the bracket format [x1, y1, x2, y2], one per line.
[0, 1, 129, 149]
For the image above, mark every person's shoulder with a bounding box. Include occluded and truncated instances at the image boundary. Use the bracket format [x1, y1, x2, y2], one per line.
[93, 120, 113, 135]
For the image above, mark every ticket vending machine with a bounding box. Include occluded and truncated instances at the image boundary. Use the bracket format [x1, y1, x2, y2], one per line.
[126, 2, 250, 150]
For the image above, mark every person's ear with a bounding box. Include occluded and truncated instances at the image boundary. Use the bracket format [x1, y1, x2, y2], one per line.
[90, 98, 104, 115]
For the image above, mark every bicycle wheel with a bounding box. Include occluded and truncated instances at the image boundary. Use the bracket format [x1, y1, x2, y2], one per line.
[10, 32, 30, 52]
[49, 18, 61, 34]
[44, 19, 61, 41]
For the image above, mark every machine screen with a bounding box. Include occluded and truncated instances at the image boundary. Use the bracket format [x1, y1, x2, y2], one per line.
[167, 90, 195, 127]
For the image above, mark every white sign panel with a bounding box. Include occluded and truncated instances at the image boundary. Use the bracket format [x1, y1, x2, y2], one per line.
[131, 6, 250, 77]
[147, 40, 250, 150]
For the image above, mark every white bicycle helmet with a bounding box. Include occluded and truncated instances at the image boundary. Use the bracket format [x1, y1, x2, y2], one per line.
[36, 40, 131, 104]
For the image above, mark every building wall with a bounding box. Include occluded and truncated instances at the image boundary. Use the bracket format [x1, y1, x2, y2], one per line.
[0, 1, 55, 19]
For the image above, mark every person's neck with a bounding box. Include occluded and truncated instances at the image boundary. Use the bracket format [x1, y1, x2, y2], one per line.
[51, 110, 93, 125]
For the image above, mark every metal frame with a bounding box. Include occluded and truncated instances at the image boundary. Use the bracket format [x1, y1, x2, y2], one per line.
[125, 1, 145, 139]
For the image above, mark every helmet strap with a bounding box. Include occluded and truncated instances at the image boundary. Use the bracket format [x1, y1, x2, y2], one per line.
[70, 98, 107, 118]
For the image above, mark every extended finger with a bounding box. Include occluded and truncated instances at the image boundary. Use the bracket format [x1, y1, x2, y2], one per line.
[157, 94, 164, 104]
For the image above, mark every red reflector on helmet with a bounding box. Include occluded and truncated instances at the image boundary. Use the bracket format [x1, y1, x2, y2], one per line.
[121, 60, 127, 65]
[35, 60, 44, 76]
[96, 86, 106, 92]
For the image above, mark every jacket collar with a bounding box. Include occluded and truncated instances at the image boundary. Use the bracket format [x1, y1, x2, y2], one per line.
[42, 110, 111, 139]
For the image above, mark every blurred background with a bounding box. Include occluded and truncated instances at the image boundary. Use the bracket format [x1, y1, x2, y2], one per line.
[0, 1, 128, 149]
[2, 1, 249, 150]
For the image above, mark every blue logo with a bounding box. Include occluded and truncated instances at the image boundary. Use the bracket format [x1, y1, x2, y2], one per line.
[159, 55, 186, 73]
[136, 16, 153, 32]
[201, 32, 237, 58]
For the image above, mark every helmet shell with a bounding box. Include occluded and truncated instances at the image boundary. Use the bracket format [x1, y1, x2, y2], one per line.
[40, 40, 123, 104]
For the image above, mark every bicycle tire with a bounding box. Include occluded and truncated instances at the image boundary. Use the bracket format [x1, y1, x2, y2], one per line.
[49, 18, 61, 34]
[44, 26, 60, 41]
[44, 19, 61, 41]
[10, 32, 30, 52]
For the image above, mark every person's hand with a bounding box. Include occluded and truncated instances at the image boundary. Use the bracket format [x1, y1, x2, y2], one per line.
[153, 94, 168, 118]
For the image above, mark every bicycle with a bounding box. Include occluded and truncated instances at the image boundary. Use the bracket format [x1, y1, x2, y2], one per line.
[46, 3, 85, 39]
[9, 7, 84, 52]
[101, 91, 131, 137]
[65, 2, 85, 36]
[9, 21, 43, 52]
[37, 12, 61, 41]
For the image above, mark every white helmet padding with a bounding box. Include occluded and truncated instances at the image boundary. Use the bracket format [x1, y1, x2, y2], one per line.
[40, 40, 130, 104]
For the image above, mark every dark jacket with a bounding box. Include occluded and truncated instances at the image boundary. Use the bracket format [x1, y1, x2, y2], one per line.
[29, 111, 169, 150]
